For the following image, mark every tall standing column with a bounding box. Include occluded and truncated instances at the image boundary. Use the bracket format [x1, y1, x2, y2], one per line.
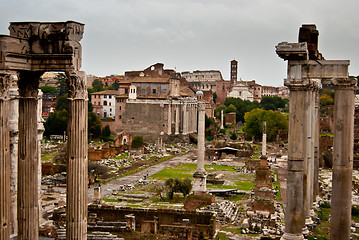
[167, 103, 172, 135]
[220, 110, 224, 129]
[313, 90, 320, 198]
[262, 121, 267, 156]
[175, 104, 180, 135]
[183, 103, 188, 135]
[330, 78, 356, 240]
[17, 71, 42, 240]
[304, 89, 314, 219]
[0, 72, 11, 240]
[192, 101, 207, 194]
[281, 79, 320, 240]
[66, 70, 88, 240]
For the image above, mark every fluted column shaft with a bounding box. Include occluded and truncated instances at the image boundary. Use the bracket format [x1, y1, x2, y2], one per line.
[66, 71, 88, 240]
[313, 90, 320, 199]
[183, 103, 188, 135]
[0, 72, 11, 240]
[17, 71, 42, 240]
[281, 79, 321, 240]
[167, 103, 172, 135]
[175, 104, 180, 135]
[330, 78, 356, 240]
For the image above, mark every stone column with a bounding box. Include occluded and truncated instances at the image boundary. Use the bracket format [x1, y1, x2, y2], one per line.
[167, 103, 172, 135]
[313, 90, 320, 198]
[17, 71, 42, 240]
[175, 104, 180, 135]
[0, 72, 11, 240]
[281, 79, 320, 240]
[66, 70, 88, 240]
[192, 102, 207, 194]
[220, 110, 224, 129]
[183, 103, 188, 135]
[9, 87, 19, 239]
[262, 121, 267, 156]
[304, 89, 314, 219]
[330, 78, 356, 240]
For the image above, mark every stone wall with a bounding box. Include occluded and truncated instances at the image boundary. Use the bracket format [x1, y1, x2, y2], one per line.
[87, 205, 216, 239]
[122, 102, 164, 141]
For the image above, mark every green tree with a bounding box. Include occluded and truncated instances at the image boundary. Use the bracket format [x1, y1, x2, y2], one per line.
[260, 96, 286, 110]
[244, 108, 288, 141]
[39, 86, 58, 94]
[55, 94, 68, 111]
[55, 73, 68, 96]
[44, 109, 68, 137]
[88, 112, 102, 139]
[131, 136, 144, 148]
[101, 125, 111, 142]
[230, 132, 237, 140]
[214, 105, 226, 119]
[224, 97, 260, 122]
[111, 81, 120, 90]
[213, 92, 217, 103]
[165, 178, 192, 199]
[92, 79, 103, 92]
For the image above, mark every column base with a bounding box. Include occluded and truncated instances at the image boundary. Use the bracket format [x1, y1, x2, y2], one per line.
[281, 233, 304, 240]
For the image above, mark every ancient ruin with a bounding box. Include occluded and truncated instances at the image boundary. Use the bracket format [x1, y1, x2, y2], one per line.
[0, 21, 87, 240]
[276, 24, 356, 239]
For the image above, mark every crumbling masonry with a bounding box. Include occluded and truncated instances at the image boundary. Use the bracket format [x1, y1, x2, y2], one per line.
[276, 24, 356, 240]
[0, 21, 88, 240]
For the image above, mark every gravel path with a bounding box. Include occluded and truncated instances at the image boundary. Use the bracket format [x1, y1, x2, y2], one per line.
[88, 152, 195, 199]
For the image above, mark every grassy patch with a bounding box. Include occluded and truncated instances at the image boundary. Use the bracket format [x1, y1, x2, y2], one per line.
[103, 198, 120, 203]
[234, 180, 254, 191]
[216, 232, 229, 240]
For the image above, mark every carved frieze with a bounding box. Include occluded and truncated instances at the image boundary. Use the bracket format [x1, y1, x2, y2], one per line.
[66, 70, 87, 99]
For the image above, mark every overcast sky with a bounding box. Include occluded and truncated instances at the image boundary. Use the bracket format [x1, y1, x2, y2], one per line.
[1, 0, 358, 86]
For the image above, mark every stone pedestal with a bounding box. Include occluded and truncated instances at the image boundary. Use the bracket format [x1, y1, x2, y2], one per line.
[0, 72, 11, 240]
[330, 78, 356, 240]
[17, 71, 42, 240]
[66, 71, 88, 240]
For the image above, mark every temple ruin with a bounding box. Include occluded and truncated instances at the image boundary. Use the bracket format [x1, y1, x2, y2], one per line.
[276, 24, 356, 239]
[0, 21, 87, 240]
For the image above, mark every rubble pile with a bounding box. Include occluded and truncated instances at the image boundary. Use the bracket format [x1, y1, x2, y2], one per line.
[203, 201, 239, 224]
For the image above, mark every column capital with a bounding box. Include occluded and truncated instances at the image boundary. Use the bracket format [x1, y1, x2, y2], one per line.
[198, 102, 205, 111]
[332, 78, 357, 90]
[0, 71, 11, 100]
[284, 78, 322, 91]
[66, 70, 88, 100]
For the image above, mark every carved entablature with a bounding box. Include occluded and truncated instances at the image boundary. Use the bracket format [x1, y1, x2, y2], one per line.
[0, 71, 11, 100]
[9, 21, 84, 42]
[284, 78, 322, 91]
[0, 21, 84, 72]
[66, 70, 87, 100]
[276, 42, 309, 61]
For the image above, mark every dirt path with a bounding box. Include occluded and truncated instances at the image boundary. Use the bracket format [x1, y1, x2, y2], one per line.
[88, 152, 195, 199]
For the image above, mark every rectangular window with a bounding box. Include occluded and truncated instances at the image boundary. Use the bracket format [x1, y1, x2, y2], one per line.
[152, 89, 156, 94]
